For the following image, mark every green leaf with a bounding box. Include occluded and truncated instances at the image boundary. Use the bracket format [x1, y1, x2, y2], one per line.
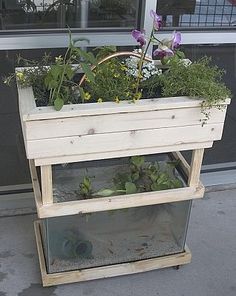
[80, 62, 95, 83]
[130, 156, 145, 168]
[176, 50, 185, 59]
[87, 52, 98, 66]
[54, 97, 64, 111]
[78, 87, 85, 102]
[94, 189, 116, 197]
[125, 182, 137, 194]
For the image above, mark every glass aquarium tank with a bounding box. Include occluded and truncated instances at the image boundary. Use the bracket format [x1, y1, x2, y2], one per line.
[51, 153, 187, 203]
[41, 200, 192, 274]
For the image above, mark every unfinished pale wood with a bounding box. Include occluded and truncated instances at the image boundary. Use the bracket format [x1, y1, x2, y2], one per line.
[29, 159, 42, 209]
[171, 151, 190, 177]
[17, 84, 230, 121]
[17, 84, 230, 162]
[34, 221, 192, 287]
[37, 185, 204, 218]
[188, 149, 205, 187]
[34, 141, 213, 166]
[25, 107, 226, 141]
[40, 165, 53, 205]
[29, 154, 204, 218]
[26, 123, 223, 160]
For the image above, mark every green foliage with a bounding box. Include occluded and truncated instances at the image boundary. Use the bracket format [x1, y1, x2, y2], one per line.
[159, 57, 231, 120]
[79, 176, 93, 199]
[4, 34, 231, 114]
[83, 55, 136, 103]
[43, 35, 97, 110]
[92, 156, 183, 198]
[3, 53, 52, 106]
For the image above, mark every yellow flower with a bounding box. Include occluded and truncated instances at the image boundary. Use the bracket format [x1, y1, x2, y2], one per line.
[133, 92, 142, 101]
[16, 72, 24, 80]
[97, 98, 103, 103]
[84, 92, 91, 101]
[115, 96, 120, 103]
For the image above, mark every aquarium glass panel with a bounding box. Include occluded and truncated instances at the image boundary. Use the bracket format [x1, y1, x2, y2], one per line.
[42, 200, 192, 273]
[52, 154, 187, 203]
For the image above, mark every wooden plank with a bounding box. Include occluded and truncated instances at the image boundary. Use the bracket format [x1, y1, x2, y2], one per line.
[17, 84, 230, 121]
[26, 123, 223, 160]
[188, 149, 205, 187]
[34, 221, 191, 287]
[36, 185, 204, 218]
[17, 84, 37, 153]
[25, 106, 227, 140]
[40, 165, 53, 205]
[34, 141, 213, 166]
[34, 221, 48, 285]
[28, 159, 42, 210]
[171, 151, 191, 176]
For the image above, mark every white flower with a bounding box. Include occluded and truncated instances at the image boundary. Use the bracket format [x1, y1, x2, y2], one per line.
[125, 50, 162, 81]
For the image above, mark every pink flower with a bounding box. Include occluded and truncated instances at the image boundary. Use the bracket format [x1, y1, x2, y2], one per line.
[150, 10, 162, 30]
[153, 45, 174, 58]
[172, 31, 181, 49]
[131, 29, 146, 47]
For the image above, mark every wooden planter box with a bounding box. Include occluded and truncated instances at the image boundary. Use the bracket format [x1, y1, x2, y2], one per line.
[18, 85, 230, 166]
[17, 84, 230, 218]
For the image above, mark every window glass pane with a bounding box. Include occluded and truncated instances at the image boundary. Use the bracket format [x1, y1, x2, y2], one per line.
[157, 0, 236, 28]
[0, 0, 140, 30]
[183, 44, 236, 164]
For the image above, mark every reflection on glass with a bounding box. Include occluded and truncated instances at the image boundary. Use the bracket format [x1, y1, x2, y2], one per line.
[42, 201, 192, 273]
[0, 0, 139, 30]
[157, 0, 236, 28]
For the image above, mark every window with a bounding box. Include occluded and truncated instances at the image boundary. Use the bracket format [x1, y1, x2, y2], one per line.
[157, 0, 236, 28]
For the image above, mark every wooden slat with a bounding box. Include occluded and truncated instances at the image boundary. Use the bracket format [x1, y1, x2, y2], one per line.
[34, 141, 213, 166]
[188, 149, 205, 187]
[171, 151, 191, 176]
[28, 159, 42, 210]
[25, 106, 227, 140]
[40, 165, 53, 204]
[34, 221, 49, 285]
[26, 123, 222, 160]
[17, 85, 230, 121]
[34, 220, 192, 287]
[36, 185, 204, 218]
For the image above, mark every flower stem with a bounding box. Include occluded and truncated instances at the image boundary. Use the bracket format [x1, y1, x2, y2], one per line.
[135, 29, 154, 95]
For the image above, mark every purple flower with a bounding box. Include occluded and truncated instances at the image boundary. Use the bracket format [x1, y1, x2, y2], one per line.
[153, 45, 174, 58]
[150, 10, 162, 30]
[131, 29, 146, 47]
[172, 31, 181, 49]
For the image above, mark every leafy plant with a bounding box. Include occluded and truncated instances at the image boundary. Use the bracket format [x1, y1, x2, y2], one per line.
[159, 57, 231, 121]
[43, 33, 97, 110]
[83, 50, 136, 103]
[78, 156, 183, 199]
[79, 176, 93, 199]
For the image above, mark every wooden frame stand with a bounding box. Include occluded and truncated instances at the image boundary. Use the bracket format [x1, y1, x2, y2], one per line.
[34, 221, 192, 287]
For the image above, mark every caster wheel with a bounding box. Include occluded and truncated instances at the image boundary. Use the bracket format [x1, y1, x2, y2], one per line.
[173, 265, 180, 270]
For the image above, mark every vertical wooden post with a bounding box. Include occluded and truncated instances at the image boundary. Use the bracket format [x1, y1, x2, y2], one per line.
[188, 149, 204, 187]
[41, 165, 53, 205]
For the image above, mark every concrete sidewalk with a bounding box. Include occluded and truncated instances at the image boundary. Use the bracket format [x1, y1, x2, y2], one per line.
[0, 189, 235, 296]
